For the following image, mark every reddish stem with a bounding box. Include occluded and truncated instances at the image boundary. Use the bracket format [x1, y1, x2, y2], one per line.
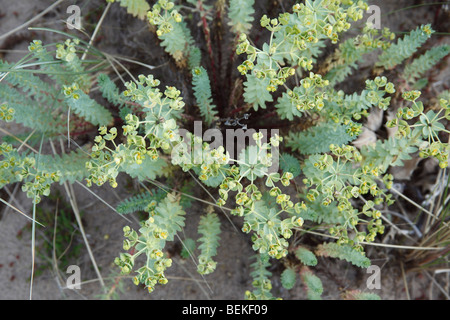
[229, 105, 246, 116]
[198, 0, 217, 85]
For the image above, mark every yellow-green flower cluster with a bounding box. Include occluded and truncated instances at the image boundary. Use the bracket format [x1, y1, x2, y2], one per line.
[0, 103, 14, 122]
[302, 143, 392, 249]
[0, 143, 60, 203]
[147, 0, 182, 37]
[55, 39, 80, 62]
[115, 219, 173, 293]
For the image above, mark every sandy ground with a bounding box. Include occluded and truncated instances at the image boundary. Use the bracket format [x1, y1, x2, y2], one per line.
[0, 0, 449, 300]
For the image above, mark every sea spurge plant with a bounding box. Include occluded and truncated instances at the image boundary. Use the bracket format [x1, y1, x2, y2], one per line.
[235, 0, 369, 111]
[324, 26, 396, 86]
[301, 144, 391, 248]
[0, 143, 60, 204]
[1, 0, 449, 300]
[387, 94, 450, 169]
[245, 253, 276, 300]
[196, 210, 221, 275]
[115, 193, 184, 292]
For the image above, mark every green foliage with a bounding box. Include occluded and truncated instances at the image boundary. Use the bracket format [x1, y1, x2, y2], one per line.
[108, 0, 150, 19]
[146, 1, 196, 66]
[299, 267, 323, 300]
[228, 0, 255, 35]
[342, 290, 381, 300]
[245, 254, 277, 300]
[3, 0, 450, 300]
[295, 246, 318, 267]
[383, 92, 450, 169]
[286, 121, 356, 155]
[187, 46, 202, 70]
[376, 24, 434, 69]
[97, 73, 136, 120]
[239, 199, 304, 259]
[180, 237, 196, 259]
[63, 83, 113, 126]
[325, 27, 395, 86]
[235, 0, 369, 113]
[0, 37, 113, 204]
[121, 156, 168, 181]
[299, 194, 345, 225]
[279, 153, 301, 178]
[275, 92, 303, 121]
[115, 193, 185, 293]
[325, 76, 396, 124]
[196, 212, 221, 275]
[316, 242, 371, 268]
[243, 74, 273, 111]
[0, 60, 55, 106]
[439, 90, 450, 101]
[280, 267, 297, 290]
[192, 67, 218, 126]
[401, 45, 450, 85]
[38, 149, 91, 184]
[360, 136, 417, 172]
[152, 194, 186, 241]
[116, 189, 166, 215]
[277, 73, 330, 119]
[0, 84, 60, 133]
[159, 20, 196, 66]
[0, 142, 60, 204]
[0, 59, 65, 133]
[97, 74, 127, 109]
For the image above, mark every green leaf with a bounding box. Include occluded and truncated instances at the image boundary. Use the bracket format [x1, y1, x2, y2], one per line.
[121, 156, 167, 181]
[316, 242, 371, 268]
[38, 149, 90, 184]
[64, 87, 113, 126]
[192, 67, 218, 126]
[280, 268, 297, 290]
[275, 91, 303, 121]
[243, 74, 273, 111]
[342, 290, 381, 300]
[246, 253, 277, 300]
[159, 20, 195, 64]
[180, 238, 196, 259]
[197, 213, 221, 275]
[361, 136, 418, 171]
[279, 153, 301, 178]
[97, 74, 129, 108]
[116, 0, 150, 19]
[402, 45, 450, 84]
[228, 0, 255, 35]
[153, 194, 186, 241]
[238, 146, 268, 181]
[286, 121, 356, 155]
[299, 267, 323, 300]
[116, 189, 166, 215]
[295, 247, 318, 266]
[376, 25, 434, 69]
